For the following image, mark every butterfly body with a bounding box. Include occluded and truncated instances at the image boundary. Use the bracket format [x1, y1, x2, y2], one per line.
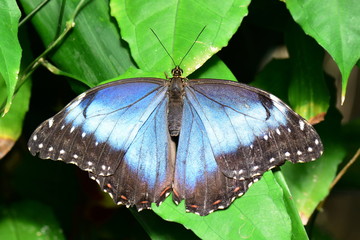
[167, 67, 186, 136]
[28, 67, 323, 215]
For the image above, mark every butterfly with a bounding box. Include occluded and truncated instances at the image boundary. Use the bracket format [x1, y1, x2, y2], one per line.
[28, 63, 323, 216]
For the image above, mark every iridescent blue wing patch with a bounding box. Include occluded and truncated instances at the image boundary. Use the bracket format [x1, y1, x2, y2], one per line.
[90, 97, 174, 210]
[173, 96, 256, 215]
[185, 79, 323, 181]
[28, 78, 173, 208]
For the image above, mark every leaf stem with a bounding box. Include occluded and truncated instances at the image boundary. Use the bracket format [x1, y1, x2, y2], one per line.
[19, 0, 50, 28]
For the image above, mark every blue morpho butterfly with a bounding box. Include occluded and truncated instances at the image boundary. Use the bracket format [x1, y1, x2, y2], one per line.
[28, 30, 323, 216]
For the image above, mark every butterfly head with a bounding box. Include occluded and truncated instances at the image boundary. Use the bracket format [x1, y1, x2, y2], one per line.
[171, 66, 183, 78]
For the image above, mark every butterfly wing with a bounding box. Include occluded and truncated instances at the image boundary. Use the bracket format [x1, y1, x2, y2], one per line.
[173, 98, 256, 215]
[28, 78, 174, 208]
[184, 79, 323, 180]
[173, 78, 323, 215]
[90, 96, 175, 209]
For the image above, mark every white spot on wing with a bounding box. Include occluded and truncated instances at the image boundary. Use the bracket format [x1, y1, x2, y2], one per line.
[60, 149, 65, 154]
[49, 147, 53, 151]
[264, 135, 268, 140]
[297, 150, 302, 155]
[73, 154, 78, 159]
[70, 126, 75, 133]
[307, 147, 313, 152]
[33, 135, 38, 141]
[87, 161, 93, 166]
[287, 128, 291, 133]
[285, 152, 290, 157]
[61, 125, 65, 130]
[82, 132, 86, 138]
[108, 192, 114, 199]
[276, 128, 281, 135]
[38, 143, 43, 148]
[269, 157, 275, 163]
[299, 120, 305, 131]
[315, 139, 319, 145]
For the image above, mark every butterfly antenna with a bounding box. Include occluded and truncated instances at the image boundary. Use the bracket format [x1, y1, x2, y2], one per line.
[178, 26, 206, 67]
[150, 28, 177, 67]
[151, 26, 206, 67]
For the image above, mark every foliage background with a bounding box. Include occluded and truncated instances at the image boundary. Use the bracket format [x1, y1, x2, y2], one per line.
[0, 0, 359, 239]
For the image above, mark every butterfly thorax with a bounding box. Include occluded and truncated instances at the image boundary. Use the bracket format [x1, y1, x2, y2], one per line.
[167, 66, 186, 136]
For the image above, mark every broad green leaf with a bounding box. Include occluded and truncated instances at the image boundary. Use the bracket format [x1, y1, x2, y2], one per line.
[0, 79, 31, 159]
[286, 0, 360, 103]
[0, 0, 22, 114]
[285, 23, 329, 121]
[110, 0, 251, 76]
[0, 201, 65, 240]
[20, 0, 134, 87]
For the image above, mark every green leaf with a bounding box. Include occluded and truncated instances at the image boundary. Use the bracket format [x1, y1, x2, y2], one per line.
[0, 79, 31, 159]
[285, 23, 329, 121]
[110, 0, 251, 76]
[189, 55, 236, 81]
[0, 201, 65, 240]
[286, 0, 360, 103]
[20, 0, 134, 87]
[0, 0, 22, 114]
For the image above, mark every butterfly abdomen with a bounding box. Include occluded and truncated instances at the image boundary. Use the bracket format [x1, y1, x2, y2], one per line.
[168, 77, 185, 136]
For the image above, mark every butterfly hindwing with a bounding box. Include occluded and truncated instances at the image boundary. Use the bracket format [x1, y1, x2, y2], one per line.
[173, 97, 255, 215]
[28, 78, 174, 206]
[184, 79, 323, 180]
